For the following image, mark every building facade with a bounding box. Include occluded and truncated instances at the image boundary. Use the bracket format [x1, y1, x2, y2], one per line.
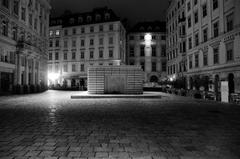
[127, 22, 167, 84]
[185, 0, 240, 96]
[48, 7, 126, 88]
[0, 0, 51, 94]
[166, 0, 187, 89]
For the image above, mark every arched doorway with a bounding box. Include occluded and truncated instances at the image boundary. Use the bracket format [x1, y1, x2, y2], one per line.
[228, 73, 235, 94]
[150, 75, 158, 83]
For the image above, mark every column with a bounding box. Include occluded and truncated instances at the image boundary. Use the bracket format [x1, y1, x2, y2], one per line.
[37, 60, 40, 85]
[32, 59, 36, 85]
[24, 56, 29, 85]
[17, 54, 22, 85]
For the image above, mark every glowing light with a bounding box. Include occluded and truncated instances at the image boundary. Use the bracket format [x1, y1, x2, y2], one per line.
[170, 77, 173, 82]
[48, 73, 60, 81]
[144, 33, 152, 46]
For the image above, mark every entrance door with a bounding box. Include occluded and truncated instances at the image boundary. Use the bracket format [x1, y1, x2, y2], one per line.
[1, 72, 12, 92]
[105, 75, 126, 94]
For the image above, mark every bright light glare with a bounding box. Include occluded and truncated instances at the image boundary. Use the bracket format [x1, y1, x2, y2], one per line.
[170, 77, 173, 82]
[144, 33, 152, 46]
[48, 73, 60, 81]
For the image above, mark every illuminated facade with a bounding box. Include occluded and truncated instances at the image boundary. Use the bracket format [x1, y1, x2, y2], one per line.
[185, 0, 240, 95]
[127, 22, 167, 83]
[166, 0, 187, 88]
[48, 7, 126, 88]
[0, 0, 51, 94]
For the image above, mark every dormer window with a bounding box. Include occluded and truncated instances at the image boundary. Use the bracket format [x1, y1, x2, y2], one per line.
[105, 13, 110, 20]
[147, 26, 152, 31]
[139, 27, 144, 31]
[87, 16, 92, 23]
[78, 17, 83, 23]
[69, 18, 74, 24]
[96, 14, 101, 21]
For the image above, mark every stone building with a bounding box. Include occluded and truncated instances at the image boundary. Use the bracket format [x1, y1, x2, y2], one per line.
[0, 0, 51, 94]
[127, 21, 167, 84]
[185, 0, 240, 95]
[48, 7, 126, 88]
[166, 0, 187, 88]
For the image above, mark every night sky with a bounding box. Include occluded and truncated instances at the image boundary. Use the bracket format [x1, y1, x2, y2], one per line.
[50, 0, 169, 26]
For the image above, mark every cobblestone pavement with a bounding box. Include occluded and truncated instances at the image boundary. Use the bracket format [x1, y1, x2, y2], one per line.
[0, 90, 240, 159]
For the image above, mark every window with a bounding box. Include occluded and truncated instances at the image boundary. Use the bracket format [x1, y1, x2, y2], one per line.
[2, 0, 9, 8]
[226, 42, 234, 61]
[12, 27, 17, 40]
[203, 52, 208, 66]
[188, 37, 192, 49]
[213, 22, 219, 37]
[194, 0, 198, 5]
[72, 28, 76, 35]
[140, 46, 145, 56]
[34, 18, 37, 30]
[13, 0, 19, 15]
[49, 53, 52, 60]
[161, 36, 166, 40]
[80, 51, 84, 59]
[64, 30, 68, 36]
[109, 50, 113, 58]
[55, 40, 59, 47]
[189, 55, 193, 69]
[202, 4, 207, 18]
[99, 25, 103, 32]
[21, 7, 26, 21]
[29, 14, 32, 26]
[2, 20, 8, 36]
[213, 0, 218, 10]
[56, 30, 60, 36]
[109, 37, 113, 45]
[90, 51, 94, 59]
[213, 47, 219, 64]
[63, 64, 68, 72]
[81, 64, 84, 72]
[90, 26, 94, 33]
[195, 33, 199, 46]
[195, 54, 199, 68]
[109, 24, 113, 31]
[130, 46, 134, 57]
[129, 36, 134, 40]
[226, 13, 234, 32]
[72, 52, 76, 60]
[80, 39, 85, 47]
[49, 30, 53, 37]
[90, 39, 94, 46]
[64, 52, 68, 60]
[140, 36, 144, 40]
[188, 16, 191, 28]
[152, 62, 156, 72]
[99, 38, 103, 45]
[152, 46, 156, 57]
[81, 27, 85, 33]
[203, 28, 208, 42]
[99, 50, 103, 58]
[49, 40, 53, 47]
[187, 2, 191, 11]
[72, 64, 76, 72]
[55, 52, 59, 60]
[161, 45, 166, 57]
[141, 62, 145, 71]
[162, 62, 166, 71]
[194, 11, 198, 24]
[72, 40, 76, 47]
[64, 41, 68, 48]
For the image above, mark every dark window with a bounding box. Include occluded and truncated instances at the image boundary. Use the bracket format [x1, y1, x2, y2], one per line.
[99, 25, 103, 32]
[140, 46, 145, 56]
[72, 28, 76, 34]
[188, 16, 191, 28]
[226, 42, 234, 61]
[213, 0, 218, 10]
[2, 0, 9, 8]
[64, 52, 67, 60]
[141, 62, 145, 71]
[64, 30, 68, 36]
[226, 13, 234, 32]
[152, 62, 156, 72]
[49, 53, 52, 60]
[213, 47, 219, 64]
[109, 50, 113, 58]
[129, 36, 134, 40]
[187, 2, 191, 11]
[194, 11, 198, 24]
[188, 37, 192, 49]
[80, 51, 84, 59]
[203, 28, 208, 42]
[189, 55, 192, 69]
[2, 20, 8, 36]
[90, 51, 94, 59]
[90, 39, 94, 45]
[13, 0, 19, 15]
[152, 46, 156, 57]
[203, 52, 208, 66]
[195, 54, 199, 68]
[162, 62, 166, 71]
[129, 46, 134, 57]
[81, 39, 85, 47]
[99, 50, 103, 58]
[81, 27, 85, 33]
[81, 64, 84, 72]
[49, 40, 53, 47]
[55, 40, 59, 47]
[213, 22, 219, 37]
[21, 7, 26, 21]
[72, 52, 76, 60]
[90, 26, 94, 33]
[109, 24, 113, 31]
[202, 4, 207, 18]
[195, 33, 199, 46]
[55, 52, 59, 60]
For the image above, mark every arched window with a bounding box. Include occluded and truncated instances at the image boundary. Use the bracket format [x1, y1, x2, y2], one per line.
[78, 17, 83, 23]
[69, 18, 74, 24]
[105, 13, 110, 20]
[87, 16, 92, 23]
[2, 20, 8, 36]
[95, 14, 101, 21]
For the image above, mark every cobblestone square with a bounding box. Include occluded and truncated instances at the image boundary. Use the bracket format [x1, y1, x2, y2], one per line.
[0, 90, 240, 159]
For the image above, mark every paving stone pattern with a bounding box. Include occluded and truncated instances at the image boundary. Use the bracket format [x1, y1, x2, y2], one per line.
[0, 91, 240, 159]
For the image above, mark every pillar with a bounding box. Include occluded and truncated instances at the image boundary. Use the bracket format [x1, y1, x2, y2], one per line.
[24, 56, 29, 85]
[145, 46, 152, 74]
[17, 54, 22, 85]
[32, 59, 36, 85]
